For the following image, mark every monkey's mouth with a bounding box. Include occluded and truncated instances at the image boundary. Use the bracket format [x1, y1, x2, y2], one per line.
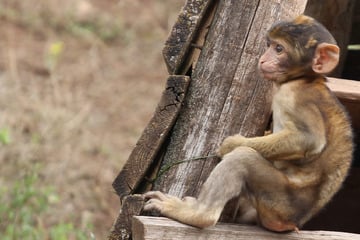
[259, 70, 277, 80]
[259, 69, 286, 81]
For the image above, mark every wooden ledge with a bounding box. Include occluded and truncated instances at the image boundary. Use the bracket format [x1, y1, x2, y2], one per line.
[132, 216, 360, 240]
[326, 77, 360, 130]
[326, 77, 360, 102]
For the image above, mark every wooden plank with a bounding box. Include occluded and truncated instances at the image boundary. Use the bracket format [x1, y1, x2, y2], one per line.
[163, 0, 215, 74]
[112, 75, 190, 198]
[132, 216, 360, 240]
[326, 78, 360, 132]
[326, 77, 360, 101]
[108, 195, 144, 240]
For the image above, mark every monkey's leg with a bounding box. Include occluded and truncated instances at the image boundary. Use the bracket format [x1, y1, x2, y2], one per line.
[227, 147, 302, 232]
[233, 193, 258, 224]
[144, 147, 249, 228]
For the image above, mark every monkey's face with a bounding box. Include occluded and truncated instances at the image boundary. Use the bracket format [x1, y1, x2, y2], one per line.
[259, 15, 339, 83]
[258, 38, 293, 83]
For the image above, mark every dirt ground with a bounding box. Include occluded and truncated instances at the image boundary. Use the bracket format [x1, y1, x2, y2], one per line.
[0, 0, 183, 238]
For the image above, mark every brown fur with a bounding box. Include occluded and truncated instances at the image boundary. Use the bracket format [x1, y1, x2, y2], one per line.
[143, 15, 353, 232]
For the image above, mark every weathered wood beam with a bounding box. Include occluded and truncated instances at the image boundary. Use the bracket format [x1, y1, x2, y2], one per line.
[108, 195, 144, 240]
[326, 78, 360, 101]
[326, 78, 360, 131]
[132, 216, 360, 240]
[112, 75, 190, 199]
[163, 0, 215, 74]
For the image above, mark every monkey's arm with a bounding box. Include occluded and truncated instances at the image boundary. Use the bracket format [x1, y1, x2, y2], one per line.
[218, 121, 326, 161]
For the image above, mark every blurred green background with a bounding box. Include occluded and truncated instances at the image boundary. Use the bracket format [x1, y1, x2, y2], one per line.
[0, 0, 183, 238]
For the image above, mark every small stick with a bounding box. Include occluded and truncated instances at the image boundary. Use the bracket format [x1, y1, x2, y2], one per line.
[147, 154, 218, 183]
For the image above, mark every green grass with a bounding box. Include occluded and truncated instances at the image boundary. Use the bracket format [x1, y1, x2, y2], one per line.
[0, 128, 11, 145]
[0, 166, 94, 240]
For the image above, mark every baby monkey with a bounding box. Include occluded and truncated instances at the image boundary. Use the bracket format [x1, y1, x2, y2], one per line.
[144, 15, 353, 232]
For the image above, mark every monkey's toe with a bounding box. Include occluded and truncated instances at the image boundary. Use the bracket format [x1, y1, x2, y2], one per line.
[143, 191, 169, 201]
[143, 198, 164, 212]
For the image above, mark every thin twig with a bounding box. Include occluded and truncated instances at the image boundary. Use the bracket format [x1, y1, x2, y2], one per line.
[147, 154, 218, 183]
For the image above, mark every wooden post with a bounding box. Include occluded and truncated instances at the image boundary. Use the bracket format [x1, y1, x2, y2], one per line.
[109, 195, 145, 240]
[153, 0, 307, 222]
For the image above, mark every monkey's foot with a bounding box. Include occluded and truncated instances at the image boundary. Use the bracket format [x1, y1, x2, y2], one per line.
[259, 214, 299, 233]
[143, 191, 220, 228]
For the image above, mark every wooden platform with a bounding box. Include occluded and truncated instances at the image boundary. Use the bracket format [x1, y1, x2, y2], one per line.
[132, 216, 360, 240]
[327, 77, 360, 101]
[326, 78, 360, 131]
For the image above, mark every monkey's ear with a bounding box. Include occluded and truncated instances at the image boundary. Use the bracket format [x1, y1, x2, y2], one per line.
[312, 43, 340, 74]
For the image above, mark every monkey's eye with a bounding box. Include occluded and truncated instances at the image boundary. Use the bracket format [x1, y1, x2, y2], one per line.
[274, 44, 284, 53]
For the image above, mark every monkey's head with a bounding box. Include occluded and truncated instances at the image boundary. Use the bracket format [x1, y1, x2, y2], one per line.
[259, 15, 340, 83]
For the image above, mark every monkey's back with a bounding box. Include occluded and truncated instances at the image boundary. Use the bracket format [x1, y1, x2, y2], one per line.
[296, 77, 353, 218]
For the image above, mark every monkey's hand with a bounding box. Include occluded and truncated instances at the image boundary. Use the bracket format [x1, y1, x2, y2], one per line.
[217, 135, 246, 157]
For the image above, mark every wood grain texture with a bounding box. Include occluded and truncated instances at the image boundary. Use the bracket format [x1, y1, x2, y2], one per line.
[326, 77, 360, 101]
[163, 0, 214, 74]
[154, 0, 307, 207]
[132, 216, 360, 240]
[108, 195, 144, 240]
[326, 77, 360, 132]
[112, 75, 190, 198]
